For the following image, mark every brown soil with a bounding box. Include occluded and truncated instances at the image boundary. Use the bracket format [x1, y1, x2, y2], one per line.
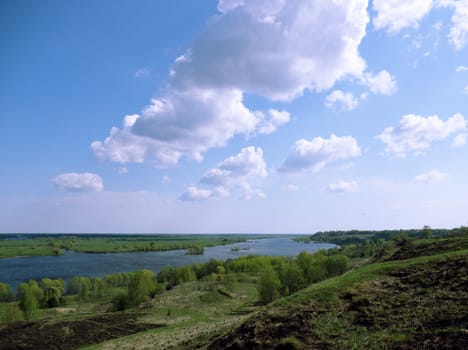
[0, 312, 158, 350]
[209, 255, 468, 350]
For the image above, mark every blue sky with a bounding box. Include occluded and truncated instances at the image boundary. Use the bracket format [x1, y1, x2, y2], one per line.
[1, 0, 468, 233]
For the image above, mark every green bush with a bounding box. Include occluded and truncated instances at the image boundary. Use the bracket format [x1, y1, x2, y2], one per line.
[0, 282, 15, 302]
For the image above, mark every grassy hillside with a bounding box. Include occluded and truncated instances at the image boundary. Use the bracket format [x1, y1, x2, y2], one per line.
[209, 235, 468, 349]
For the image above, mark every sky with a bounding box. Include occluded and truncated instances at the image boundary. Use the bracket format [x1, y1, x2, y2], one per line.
[1, 0, 468, 234]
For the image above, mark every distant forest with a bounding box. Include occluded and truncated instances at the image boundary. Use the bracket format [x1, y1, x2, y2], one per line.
[297, 226, 468, 245]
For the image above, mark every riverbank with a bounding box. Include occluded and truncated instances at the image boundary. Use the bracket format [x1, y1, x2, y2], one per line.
[0, 238, 335, 290]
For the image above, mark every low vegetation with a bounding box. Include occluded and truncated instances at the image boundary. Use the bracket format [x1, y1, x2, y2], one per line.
[0, 231, 466, 349]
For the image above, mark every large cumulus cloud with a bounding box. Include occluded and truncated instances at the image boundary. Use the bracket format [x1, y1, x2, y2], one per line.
[92, 0, 371, 167]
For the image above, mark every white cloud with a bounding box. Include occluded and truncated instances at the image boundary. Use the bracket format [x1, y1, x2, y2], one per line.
[258, 109, 291, 134]
[414, 169, 449, 183]
[162, 175, 171, 184]
[464, 85, 468, 94]
[456, 65, 468, 72]
[372, 0, 434, 34]
[176, 0, 369, 101]
[93, 0, 371, 166]
[240, 184, 266, 200]
[91, 89, 261, 166]
[279, 134, 361, 172]
[52, 173, 103, 192]
[377, 113, 467, 157]
[134, 67, 150, 78]
[118, 167, 128, 174]
[325, 90, 359, 111]
[453, 133, 467, 147]
[362, 70, 398, 95]
[178, 186, 228, 201]
[181, 146, 267, 201]
[438, 0, 468, 50]
[281, 184, 300, 192]
[373, 0, 468, 50]
[327, 181, 358, 193]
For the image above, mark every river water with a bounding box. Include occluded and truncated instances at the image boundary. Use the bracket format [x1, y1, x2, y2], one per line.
[0, 238, 334, 289]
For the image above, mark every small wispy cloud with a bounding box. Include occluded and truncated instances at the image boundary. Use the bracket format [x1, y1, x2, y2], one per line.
[414, 169, 449, 183]
[326, 181, 358, 193]
[118, 167, 128, 174]
[134, 67, 150, 78]
[281, 184, 299, 193]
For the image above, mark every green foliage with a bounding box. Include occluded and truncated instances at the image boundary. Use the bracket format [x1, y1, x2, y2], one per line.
[17, 281, 42, 319]
[43, 279, 62, 305]
[325, 255, 349, 276]
[127, 270, 156, 307]
[258, 267, 281, 304]
[278, 260, 306, 295]
[296, 251, 328, 283]
[0, 282, 15, 302]
[423, 225, 432, 239]
[111, 293, 130, 312]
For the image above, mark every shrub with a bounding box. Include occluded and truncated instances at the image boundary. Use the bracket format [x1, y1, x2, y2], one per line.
[112, 293, 130, 311]
[0, 282, 15, 302]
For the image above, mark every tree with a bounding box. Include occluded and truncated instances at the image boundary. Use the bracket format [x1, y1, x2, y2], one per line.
[423, 225, 432, 239]
[17, 282, 41, 320]
[296, 251, 327, 284]
[325, 255, 349, 277]
[258, 267, 281, 304]
[40, 278, 65, 306]
[78, 277, 91, 302]
[91, 278, 106, 298]
[127, 270, 156, 307]
[279, 261, 306, 295]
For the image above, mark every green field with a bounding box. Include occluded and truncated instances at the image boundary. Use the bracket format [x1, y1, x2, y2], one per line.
[0, 234, 269, 258]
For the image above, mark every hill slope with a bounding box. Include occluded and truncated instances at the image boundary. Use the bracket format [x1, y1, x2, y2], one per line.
[209, 237, 468, 349]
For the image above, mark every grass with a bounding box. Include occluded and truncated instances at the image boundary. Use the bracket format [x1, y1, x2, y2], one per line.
[210, 239, 468, 349]
[277, 248, 468, 305]
[0, 275, 261, 350]
[79, 280, 260, 350]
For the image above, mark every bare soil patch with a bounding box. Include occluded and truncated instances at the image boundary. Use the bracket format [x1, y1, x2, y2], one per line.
[0, 312, 158, 350]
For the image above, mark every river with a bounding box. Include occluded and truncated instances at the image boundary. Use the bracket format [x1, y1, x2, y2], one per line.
[0, 237, 334, 289]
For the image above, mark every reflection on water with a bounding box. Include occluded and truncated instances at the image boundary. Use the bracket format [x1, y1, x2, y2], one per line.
[0, 238, 335, 289]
